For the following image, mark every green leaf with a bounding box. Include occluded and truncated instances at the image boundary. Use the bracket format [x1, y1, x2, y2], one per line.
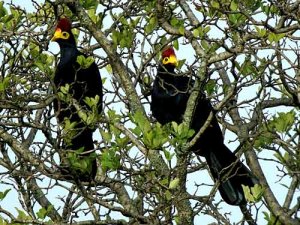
[111, 30, 119, 46]
[236, 56, 257, 77]
[173, 39, 179, 50]
[145, 16, 157, 34]
[59, 84, 70, 94]
[211, 1, 220, 9]
[230, 0, 238, 11]
[80, 0, 98, 9]
[36, 207, 47, 219]
[2, 14, 13, 24]
[228, 13, 246, 27]
[242, 0, 261, 11]
[130, 126, 142, 136]
[172, 121, 179, 133]
[131, 16, 141, 27]
[0, 76, 10, 92]
[193, 26, 211, 38]
[15, 208, 30, 221]
[119, 38, 127, 48]
[66, 148, 95, 174]
[163, 149, 174, 161]
[269, 111, 296, 133]
[203, 26, 211, 34]
[0, 2, 7, 18]
[84, 95, 99, 108]
[100, 130, 112, 142]
[242, 185, 254, 202]
[172, 122, 195, 139]
[106, 64, 112, 74]
[165, 190, 172, 201]
[119, 16, 128, 26]
[76, 55, 94, 69]
[201, 40, 210, 52]
[100, 148, 120, 172]
[174, 216, 180, 224]
[205, 79, 216, 95]
[263, 211, 271, 224]
[116, 136, 130, 148]
[177, 59, 186, 69]
[274, 152, 293, 168]
[170, 122, 195, 151]
[0, 189, 10, 201]
[178, 25, 185, 35]
[62, 118, 78, 146]
[34, 62, 45, 71]
[78, 110, 87, 122]
[268, 32, 285, 43]
[159, 36, 167, 47]
[160, 177, 169, 186]
[0, 217, 8, 225]
[242, 184, 264, 203]
[107, 109, 121, 123]
[85, 56, 95, 67]
[143, 123, 168, 149]
[263, 211, 283, 225]
[169, 178, 180, 189]
[170, 17, 179, 26]
[253, 130, 274, 150]
[201, 39, 220, 54]
[88, 8, 99, 23]
[251, 184, 264, 201]
[193, 28, 200, 38]
[255, 26, 267, 37]
[63, 118, 77, 130]
[143, 75, 150, 85]
[132, 110, 151, 133]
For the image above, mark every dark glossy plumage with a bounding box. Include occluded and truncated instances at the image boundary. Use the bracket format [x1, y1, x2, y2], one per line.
[52, 18, 102, 182]
[151, 47, 257, 205]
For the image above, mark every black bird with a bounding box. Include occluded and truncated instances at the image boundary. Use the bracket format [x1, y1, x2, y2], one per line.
[51, 18, 103, 181]
[151, 47, 257, 205]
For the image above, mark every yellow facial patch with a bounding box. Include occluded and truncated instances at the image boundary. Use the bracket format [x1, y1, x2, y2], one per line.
[162, 54, 178, 66]
[51, 28, 70, 41]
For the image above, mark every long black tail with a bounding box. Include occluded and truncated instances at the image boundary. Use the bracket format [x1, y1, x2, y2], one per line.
[204, 144, 257, 205]
[61, 128, 97, 182]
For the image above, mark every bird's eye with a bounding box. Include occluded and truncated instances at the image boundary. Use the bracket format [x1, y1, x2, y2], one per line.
[163, 57, 169, 64]
[61, 32, 70, 39]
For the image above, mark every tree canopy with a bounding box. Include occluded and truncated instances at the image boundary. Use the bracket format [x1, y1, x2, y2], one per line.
[0, 0, 299, 224]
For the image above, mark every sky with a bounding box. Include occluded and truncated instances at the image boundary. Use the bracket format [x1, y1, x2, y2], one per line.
[0, 0, 298, 224]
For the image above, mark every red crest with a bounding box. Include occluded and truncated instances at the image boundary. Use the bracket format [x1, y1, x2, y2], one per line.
[162, 47, 176, 58]
[56, 17, 72, 31]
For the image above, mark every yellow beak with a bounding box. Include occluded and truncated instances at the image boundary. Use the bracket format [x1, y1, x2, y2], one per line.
[163, 54, 178, 66]
[168, 54, 178, 66]
[51, 28, 63, 42]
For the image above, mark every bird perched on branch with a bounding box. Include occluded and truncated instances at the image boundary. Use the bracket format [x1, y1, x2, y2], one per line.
[51, 18, 103, 182]
[150, 46, 257, 205]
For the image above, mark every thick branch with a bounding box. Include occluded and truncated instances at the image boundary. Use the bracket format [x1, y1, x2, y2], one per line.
[28, 178, 62, 222]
